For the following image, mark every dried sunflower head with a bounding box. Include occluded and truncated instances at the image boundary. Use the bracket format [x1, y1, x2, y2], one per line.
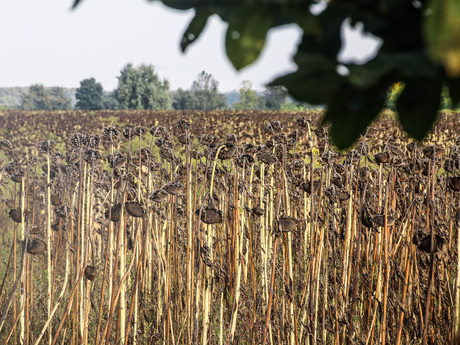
[150, 125, 167, 137]
[84, 149, 103, 164]
[277, 217, 298, 233]
[236, 154, 254, 168]
[88, 134, 100, 148]
[162, 181, 183, 195]
[123, 126, 136, 140]
[159, 146, 175, 162]
[217, 146, 237, 160]
[84, 265, 97, 281]
[134, 126, 147, 137]
[199, 134, 214, 146]
[264, 122, 274, 136]
[9, 207, 23, 223]
[150, 189, 169, 203]
[10, 171, 25, 183]
[27, 239, 46, 255]
[137, 148, 152, 161]
[125, 201, 145, 218]
[0, 139, 13, 151]
[296, 116, 309, 128]
[177, 132, 193, 145]
[155, 138, 174, 149]
[175, 119, 191, 134]
[102, 126, 120, 142]
[243, 143, 257, 154]
[270, 121, 283, 133]
[374, 151, 390, 165]
[66, 148, 81, 165]
[423, 145, 445, 159]
[105, 203, 121, 222]
[256, 150, 277, 165]
[449, 176, 460, 192]
[37, 140, 56, 152]
[225, 134, 238, 147]
[70, 133, 87, 147]
[107, 152, 126, 169]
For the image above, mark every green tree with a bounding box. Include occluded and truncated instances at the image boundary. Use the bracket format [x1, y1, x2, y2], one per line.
[21, 84, 72, 110]
[49, 87, 72, 110]
[0, 87, 29, 108]
[102, 91, 119, 110]
[233, 81, 265, 110]
[172, 72, 226, 110]
[115, 63, 172, 110]
[172, 88, 195, 110]
[190, 71, 226, 110]
[264, 85, 287, 110]
[21, 84, 49, 110]
[76, 78, 104, 110]
[280, 101, 310, 111]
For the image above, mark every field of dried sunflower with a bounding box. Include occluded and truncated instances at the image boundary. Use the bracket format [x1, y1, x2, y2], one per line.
[0, 109, 459, 345]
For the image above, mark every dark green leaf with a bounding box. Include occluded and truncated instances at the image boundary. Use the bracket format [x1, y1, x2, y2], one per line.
[424, 0, 460, 77]
[347, 61, 394, 89]
[72, 0, 83, 9]
[347, 50, 436, 89]
[294, 36, 338, 70]
[225, 5, 274, 70]
[397, 78, 442, 140]
[288, 7, 320, 34]
[181, 9, 213, 52]
[323, 80, 392, 149]
[156, 0, 214, 11]
[271, 69, 343, 105]
[294, 21, 342, 66]
[446, 77, 460, 106]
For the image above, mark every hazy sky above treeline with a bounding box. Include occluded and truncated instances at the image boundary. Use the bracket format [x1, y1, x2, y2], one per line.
[0, 0, 380, 92]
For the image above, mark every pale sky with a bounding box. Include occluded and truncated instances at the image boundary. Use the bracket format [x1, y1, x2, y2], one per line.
[0, 0, 381, 92]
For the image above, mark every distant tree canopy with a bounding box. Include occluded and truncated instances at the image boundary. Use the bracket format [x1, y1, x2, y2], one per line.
[73, 0, 460, 148]
[173, 71, 226, 110]
[172, 89, 195, 110]
[102, 91, 119, 110]
[21, 84, 72, 110]
[190, 71, 226, 110]
[0, 87, 29, 108]
[115, 63, 172, 110]
[233, 81, 265, 110]
[264, 86, 288, 110]
[76, 78, 104, 110]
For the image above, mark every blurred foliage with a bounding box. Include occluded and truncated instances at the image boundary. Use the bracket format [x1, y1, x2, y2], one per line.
[82, 0, 460, 148]
[386, 82, 457, 110]
[440, 85, 454, 110]
[385, 82, 404, 111]
[425, 0, 460, 78]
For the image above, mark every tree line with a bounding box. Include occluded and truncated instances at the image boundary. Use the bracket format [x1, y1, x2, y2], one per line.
[15, 64, 305, 111]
